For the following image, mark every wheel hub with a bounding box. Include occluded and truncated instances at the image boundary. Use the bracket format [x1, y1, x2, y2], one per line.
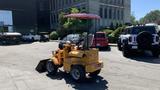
[71, 69, 80, 80]
[47, 62, 54, 72]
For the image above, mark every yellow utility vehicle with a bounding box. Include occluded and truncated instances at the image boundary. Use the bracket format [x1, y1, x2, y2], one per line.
[37, 13, 103, 82]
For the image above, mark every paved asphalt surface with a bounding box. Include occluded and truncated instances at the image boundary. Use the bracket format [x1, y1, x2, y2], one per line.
[0, 42, 160, 90]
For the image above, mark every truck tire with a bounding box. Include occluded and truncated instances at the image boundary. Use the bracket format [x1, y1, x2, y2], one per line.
[70, 65, 85, 82]
[117, 39, 122, 51]
[118, 43, 122, 51]
[122, 45, 130, 57]
[46, 60, 58, 75]
[152, 50, 159, 58]
[31, 37, 34, 42]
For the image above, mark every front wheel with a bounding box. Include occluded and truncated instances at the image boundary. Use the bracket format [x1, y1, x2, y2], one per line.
[70, 66, 85, 82]
[46, 60, 58, 75]
[118, 43, 122, 51]
[122, 45, 130, 57]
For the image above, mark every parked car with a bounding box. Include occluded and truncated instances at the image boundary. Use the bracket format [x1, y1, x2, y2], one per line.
[91, 32, 109, 50]
[22, 33, 40, 42]
[58, 34, 81, 49]
[0, 32, 22, 45]
[39, 32, 50, 42]
[118, 25, 160, 57]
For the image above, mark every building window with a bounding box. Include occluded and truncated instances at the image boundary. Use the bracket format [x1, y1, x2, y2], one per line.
[117, 10, 120, 20]
[114, 8, 116, 19]
[69, 0, 72, 4]
[73, 0, 80, 3]
[104, 8, 107, 19]
[110, 0, 112, 4]
[99, 7, 103, 18]
[114, 0, 116, 5]
[105, 0, 108, 4]
[121, 0, 124, 6]
[121, 10, 124, 20]
[109, 8, 112, 19]
[65, 0, 68, 5]
[118, 0, 121, 5]
[52, 14, 56, 23]
[39, 2, 45, 11]
[62, 0, 64, 7]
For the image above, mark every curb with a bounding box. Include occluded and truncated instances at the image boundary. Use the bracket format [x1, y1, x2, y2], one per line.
[109, 43, 117, 47]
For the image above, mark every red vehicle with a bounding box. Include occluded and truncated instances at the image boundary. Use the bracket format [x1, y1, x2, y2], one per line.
[91, 32, 109, 50]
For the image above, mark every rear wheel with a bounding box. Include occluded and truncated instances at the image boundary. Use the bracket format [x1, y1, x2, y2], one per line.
[70, 66, 85, 82]
[46, 60, 58, 75]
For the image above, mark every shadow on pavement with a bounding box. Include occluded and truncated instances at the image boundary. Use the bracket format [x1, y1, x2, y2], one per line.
[129, 52, 160, 64]
[0, 42, 33, 46]
[47, 70, 108, 90]
[99, 46, 111, 52]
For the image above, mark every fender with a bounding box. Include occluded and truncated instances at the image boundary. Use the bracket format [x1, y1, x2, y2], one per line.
[51, 57, 60, 65]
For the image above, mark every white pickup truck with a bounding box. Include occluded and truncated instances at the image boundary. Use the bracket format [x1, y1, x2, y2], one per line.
[22, 33, 41, 42]
[0, 32, 22, 44]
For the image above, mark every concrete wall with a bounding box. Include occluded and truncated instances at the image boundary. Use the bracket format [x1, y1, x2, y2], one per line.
[124, 0, 131, 23]
[88, 0, 131, 29]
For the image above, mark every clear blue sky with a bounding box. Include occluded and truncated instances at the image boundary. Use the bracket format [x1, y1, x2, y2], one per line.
[131, 0, 160, 20]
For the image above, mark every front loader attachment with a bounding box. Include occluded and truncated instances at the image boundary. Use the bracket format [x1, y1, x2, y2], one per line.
[35, 59, 49, 73]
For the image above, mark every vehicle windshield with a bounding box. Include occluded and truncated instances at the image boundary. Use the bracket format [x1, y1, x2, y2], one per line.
[62, 34, 80, 43]
[131, 26, 156, 34]
[95, 33, 105, 38]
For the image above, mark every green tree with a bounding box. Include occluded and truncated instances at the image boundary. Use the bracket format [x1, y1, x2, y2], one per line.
[130, 14, 136, 25]
[139, 10, 160, 24]
[57, 8, 91, 38]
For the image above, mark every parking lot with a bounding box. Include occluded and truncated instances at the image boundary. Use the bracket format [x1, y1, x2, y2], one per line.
[0, 42, 160, 90]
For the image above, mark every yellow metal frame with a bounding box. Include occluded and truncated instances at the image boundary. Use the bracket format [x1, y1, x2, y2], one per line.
[51, 44, 103, 73]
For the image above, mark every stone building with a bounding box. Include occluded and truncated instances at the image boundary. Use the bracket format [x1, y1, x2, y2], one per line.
[50, 0, 131, 31]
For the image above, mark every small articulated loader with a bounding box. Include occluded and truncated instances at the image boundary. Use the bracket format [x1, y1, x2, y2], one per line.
[36, 13, 103, 82]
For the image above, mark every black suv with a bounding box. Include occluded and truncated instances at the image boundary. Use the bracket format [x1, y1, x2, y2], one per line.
[118, 25, 160, 57]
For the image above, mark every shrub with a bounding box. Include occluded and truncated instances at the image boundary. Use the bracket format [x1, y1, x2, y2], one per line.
[102, 29, 113, 36]
[108, 26, 126, 43]
[108, 35, 117, 43]
[49, 31, 59, 40]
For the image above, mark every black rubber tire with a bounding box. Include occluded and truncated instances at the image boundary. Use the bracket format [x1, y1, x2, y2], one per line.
[152, 50, 159, 58]
[118, 43, 122, 51]
[89, 69, 101, 77]
[122, 45, 130, 57]
[58, 44, 63, 49]
[117, 39, 122, 51]
[31, 37, 35, 42]
[46, 60, 58, 75]
[70, 65, 85, 82]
